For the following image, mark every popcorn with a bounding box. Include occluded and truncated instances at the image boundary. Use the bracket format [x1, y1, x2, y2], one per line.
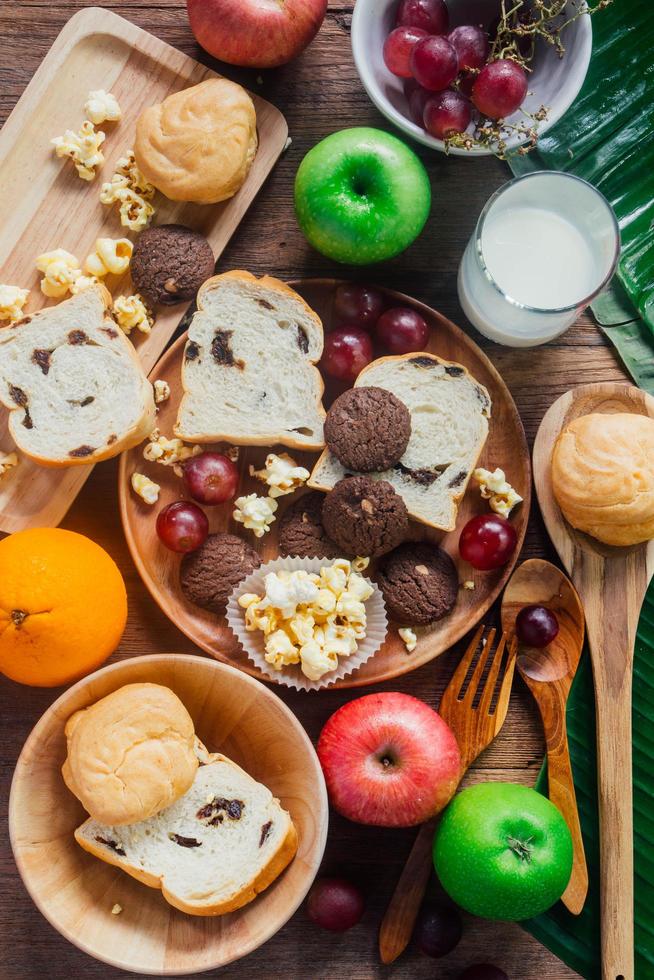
[0, 451, 19, 481]
[111, 904, 123, 916]
[113, 294, 154, 335]
[0, 285, 29, 322]
[399, 627, 417, 653]
[462, 580, 475, 591]
[250, 453, 310, 498]
[84, 89, 122, 125]
[70, 275, 98, 295]
[299, 640, 338, 682]
[143, 430, 202, 477]
[153, 379, 171, 404]
[100, 151, 155, 231]
[265, 630, 300, 671]
[35, 249, 82, 298]
[51, 121, 106, 181]
[233, 494, 278, 538]
[131, 472, 160, 505]
[84, 237, 133, 278]
[238, 560, 374, 682]
[474, 467, 523, 519]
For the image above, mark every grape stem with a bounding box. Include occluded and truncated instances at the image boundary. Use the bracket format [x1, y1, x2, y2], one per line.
[451, 0, 614, 158]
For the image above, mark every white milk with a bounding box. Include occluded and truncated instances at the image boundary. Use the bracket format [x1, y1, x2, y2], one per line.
[457, 173, 619, 348]
[480, 206, 597, 309]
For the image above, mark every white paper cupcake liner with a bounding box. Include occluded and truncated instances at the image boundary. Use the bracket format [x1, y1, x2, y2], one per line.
[226, 555, 388, 692]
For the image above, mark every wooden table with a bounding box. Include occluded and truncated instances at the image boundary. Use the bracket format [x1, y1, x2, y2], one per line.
[0, 3, 626, 978]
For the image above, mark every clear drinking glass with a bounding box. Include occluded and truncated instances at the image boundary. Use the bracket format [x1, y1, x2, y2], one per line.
[457, 171, 620, 348]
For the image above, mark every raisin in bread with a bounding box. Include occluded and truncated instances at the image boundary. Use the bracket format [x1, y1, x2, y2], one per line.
[309, 353, 491, 532]
[0, 285, 155, 466]
[174, 271, 325, 449]
[74, 753, 298, 916]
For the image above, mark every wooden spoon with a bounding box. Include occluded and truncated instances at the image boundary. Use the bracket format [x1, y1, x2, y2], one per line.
[533, 382, 654, 980]
[501, 558, 588, 915]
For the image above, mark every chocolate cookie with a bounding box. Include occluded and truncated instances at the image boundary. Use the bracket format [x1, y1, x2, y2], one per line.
[377, 542, 458, 626]
[180, 533, 261, 613]
[278, 492, 344, 559]
[322, 476, 408, 559]
[131, 224, 215, 306]
[324, 386, 411, 472]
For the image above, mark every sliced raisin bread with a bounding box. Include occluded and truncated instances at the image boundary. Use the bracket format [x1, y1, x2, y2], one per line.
[0, 285, 155, 466]
[309, 353, 492, 532]
[74, 753, 298, 916]
[174, 271, 325, 449]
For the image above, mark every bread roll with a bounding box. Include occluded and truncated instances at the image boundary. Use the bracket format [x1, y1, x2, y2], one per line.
[62, 683, 200, 826]
[134, 79, 257, 204]
[552, 412, 654, 546]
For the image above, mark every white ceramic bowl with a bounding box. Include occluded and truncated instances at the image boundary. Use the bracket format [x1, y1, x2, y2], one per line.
[351, 0, 592, 156]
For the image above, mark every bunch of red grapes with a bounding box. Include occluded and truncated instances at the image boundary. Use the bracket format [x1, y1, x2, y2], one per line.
[321, 283, 430, 382]
[383, 0, 528, 140]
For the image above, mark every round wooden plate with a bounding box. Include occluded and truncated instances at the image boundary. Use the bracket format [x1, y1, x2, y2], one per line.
[10, 654, 328, 975]
[119, 279, 531, 688]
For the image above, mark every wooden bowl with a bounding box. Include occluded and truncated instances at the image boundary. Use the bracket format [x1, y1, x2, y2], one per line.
[119, 279, 531, 688]
[9, 654, 328, 975]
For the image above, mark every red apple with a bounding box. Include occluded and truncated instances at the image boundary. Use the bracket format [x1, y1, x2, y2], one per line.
[317, 692, 461, 827]
[186, 0, 328, 69]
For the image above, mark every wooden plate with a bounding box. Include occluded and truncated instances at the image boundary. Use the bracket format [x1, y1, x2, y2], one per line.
[119, 280, 531, 688]
[0, 7, 288, 534]
[10, 654, 328, 975]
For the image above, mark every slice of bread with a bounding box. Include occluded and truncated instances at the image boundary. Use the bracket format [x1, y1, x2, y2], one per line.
[309, 353, 492, 532]
[174, 271, 325, 450]
[74, 753, 298, 917]
[0, 285, 155, 467]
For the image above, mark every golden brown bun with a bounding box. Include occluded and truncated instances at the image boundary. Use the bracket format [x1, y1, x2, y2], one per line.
[552, 412, 654, 546]
[134, 79, 257, 204]
[62, 683, 199, 825]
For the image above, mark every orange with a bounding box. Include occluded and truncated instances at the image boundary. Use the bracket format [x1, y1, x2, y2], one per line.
[0, 527, 127, 687]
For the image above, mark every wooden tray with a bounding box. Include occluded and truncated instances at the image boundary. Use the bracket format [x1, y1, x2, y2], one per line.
[119, 280, 531, 688]
[0, 7, 288, 534]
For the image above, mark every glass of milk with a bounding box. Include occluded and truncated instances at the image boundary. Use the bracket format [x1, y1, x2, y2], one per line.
[458, 171, 620, 347]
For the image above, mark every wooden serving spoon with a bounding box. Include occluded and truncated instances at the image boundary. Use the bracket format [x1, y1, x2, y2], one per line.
[501, 558, 588, 915]
[533, 382, 654, 980]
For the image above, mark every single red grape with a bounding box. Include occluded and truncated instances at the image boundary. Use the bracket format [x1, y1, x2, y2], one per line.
[410, 35, 459, 92]
[472, 59, 528, 119]
[182, 452, 239, 506]
[156, 501, 208, 553]
[376, 307, 429, 353]
[396, 0, 449, 35]
[448, 25, 489, 71]
[306, 877, 364, 931]
[423, 89, 472, 139]
[383, 25, 428, 78]
[404, 79, 431, 126]
[458, 966, 509, 980]
[459, 514, 517, 570]
[516, 605, 559, 648]
[414, 902, 462, 958]
[321, 328, 373, 382]
[333, 283, 385, 330]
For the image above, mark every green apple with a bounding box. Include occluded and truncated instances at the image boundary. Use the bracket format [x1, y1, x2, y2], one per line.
[294, 127, 431, 265]
[433, 782, 573, 921]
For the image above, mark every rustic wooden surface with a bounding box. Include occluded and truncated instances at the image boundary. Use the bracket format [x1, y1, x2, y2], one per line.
[0, 2, 628, 978]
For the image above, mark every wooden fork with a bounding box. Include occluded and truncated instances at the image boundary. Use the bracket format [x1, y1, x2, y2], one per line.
[379, 625, 517, 964]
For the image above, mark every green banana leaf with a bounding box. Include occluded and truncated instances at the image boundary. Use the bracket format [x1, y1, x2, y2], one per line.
[505, 6, 654, 971]
[523, 581, 654, 979]
[508, 1, 654, 336]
